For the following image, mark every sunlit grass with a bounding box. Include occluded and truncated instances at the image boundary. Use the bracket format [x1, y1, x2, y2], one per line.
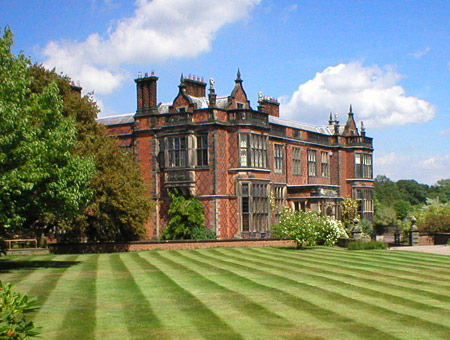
[1, 247, 450, 340]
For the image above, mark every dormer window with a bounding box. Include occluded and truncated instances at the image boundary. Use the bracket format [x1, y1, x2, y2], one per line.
[237, 102, 244, 109]
[177, 107, 186, 113]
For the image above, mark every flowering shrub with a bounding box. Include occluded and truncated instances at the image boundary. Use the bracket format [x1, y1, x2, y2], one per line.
[0, 281, 40, 339]
[315, 216, 348, 246]
[272, 208, 347, 248]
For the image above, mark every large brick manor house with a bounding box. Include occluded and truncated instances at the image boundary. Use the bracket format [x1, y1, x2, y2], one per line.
[97, 70, 374, 239]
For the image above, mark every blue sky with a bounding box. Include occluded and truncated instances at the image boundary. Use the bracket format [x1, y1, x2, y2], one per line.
[2, 0, 449, 184]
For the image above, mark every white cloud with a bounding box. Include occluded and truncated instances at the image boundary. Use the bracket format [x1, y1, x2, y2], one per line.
[280, 61, 436, 128]
[281, 3, 298, 22]
[440, 128, 450, 136]
[42, 0, 260, 94]
[408, 46, 430, 59]
[375, 152, 450, 184]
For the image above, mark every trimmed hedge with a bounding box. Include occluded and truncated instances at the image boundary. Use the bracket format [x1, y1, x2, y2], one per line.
[347, 240, 387, 250]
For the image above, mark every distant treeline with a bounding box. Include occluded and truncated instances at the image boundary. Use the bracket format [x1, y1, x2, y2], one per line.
[374, 176, 450, 206]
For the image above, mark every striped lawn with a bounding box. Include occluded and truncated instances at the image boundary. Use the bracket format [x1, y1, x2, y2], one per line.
[1, 247, 450, 339]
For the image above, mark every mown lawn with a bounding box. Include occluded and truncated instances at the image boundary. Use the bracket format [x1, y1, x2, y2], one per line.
[1, 247, 450, 340]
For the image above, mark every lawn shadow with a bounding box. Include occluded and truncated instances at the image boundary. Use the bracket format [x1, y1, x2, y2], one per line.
[0, 259, 80, 273]
[275, 246, 317, 251]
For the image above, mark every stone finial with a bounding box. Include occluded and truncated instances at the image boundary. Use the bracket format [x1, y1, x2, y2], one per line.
[236, 68, 242, 82]
[351, 218, 362, 240]
[329, 113, 334, 125]
[258, 91, 263, 102]
[360, 121, 366, 136]
[409, 216, 419, 245]
[349, 104, 353, 115]
[209, 78, 215, 90]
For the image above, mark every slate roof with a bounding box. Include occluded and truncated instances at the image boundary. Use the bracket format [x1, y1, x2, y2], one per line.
[96, 114, 134, 125]
[269, 116, 335, 135]
[97, 106, 344, 136]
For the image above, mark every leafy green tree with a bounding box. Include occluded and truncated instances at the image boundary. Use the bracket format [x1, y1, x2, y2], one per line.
[396, 179, 428, 205]
[374, 175, 402, 205]
[0, 281, 40, 339]
[430, 179, 450, 203]
[415, 202, 450, 233]
[392, 200, 412, 221]
[28, 65, 154, 243]
[373, 202, 397, 234]
[0, 27, 95, 239]
[161, 191, 215, 240]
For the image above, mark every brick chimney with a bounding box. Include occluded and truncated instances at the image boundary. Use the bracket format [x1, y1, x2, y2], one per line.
[184, 75, 206, 97]
[257, 92, 280, 117]
[135, 71, 158, 114]
[70, 81, 82, 98]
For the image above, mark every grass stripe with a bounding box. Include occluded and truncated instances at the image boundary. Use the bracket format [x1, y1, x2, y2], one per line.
[107, 253, 170, 340]
[172, 250, 358, 340]
[317, 248, 450, 276]
[0, 255, 57, 286]
[323, 247, 450, 266]
[25, 255, 80, 319]
[55, 254, 98, 340]
[268, 248, 450, 295]
[245, 247, 450, 313]
[132, 252, 245, 340]
[208, 247, 450, 339]
[187, 249, 405, 340]
[254, 247, 450, 303]
[313, 248, 450, 281]
[233, 247, 450, 329]
[149, 250, 324, 340]
[95, 254, 131, 340]
[337, 250, 450, 270]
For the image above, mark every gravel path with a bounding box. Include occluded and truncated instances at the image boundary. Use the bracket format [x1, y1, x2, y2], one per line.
[389, 245, 450, 256]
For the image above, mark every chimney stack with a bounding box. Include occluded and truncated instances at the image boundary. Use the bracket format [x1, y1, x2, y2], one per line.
[257, 92, 280, 117]
[70, 81, 82, 97]
[135, 71, 159, 115]
[183, 74, 207, 97]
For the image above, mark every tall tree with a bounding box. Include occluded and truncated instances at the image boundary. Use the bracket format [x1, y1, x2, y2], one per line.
[0, 28, 95, 239]
[28, 65, 154, 242]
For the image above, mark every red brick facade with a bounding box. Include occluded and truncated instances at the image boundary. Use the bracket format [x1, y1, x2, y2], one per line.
[98, 71, 374, 239]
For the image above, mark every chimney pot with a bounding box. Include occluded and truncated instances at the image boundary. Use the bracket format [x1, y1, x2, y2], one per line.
[145, 72, 148, 77]
[151, 70, 155, 76]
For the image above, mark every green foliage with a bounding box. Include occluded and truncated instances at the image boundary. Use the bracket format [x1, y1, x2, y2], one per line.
[392, 200, 412, 221]
[396, 179, 428, 205]
[0, 281, 40, 339]
[161, 191, 215, 240]
[375, 175, 450, 206]
[28, 64, 154, 243]
[340, 198, 359, 228]
[358, 219, 374, 236]
[373, 202, 397, 227]
[271, 208, 347, 247]
[190, 226, 217, 240]
[415, 202, 450, 233]
[347, 240, 387, 250]
[374, 175, 403, 205]
[0, 28, 95, 236]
